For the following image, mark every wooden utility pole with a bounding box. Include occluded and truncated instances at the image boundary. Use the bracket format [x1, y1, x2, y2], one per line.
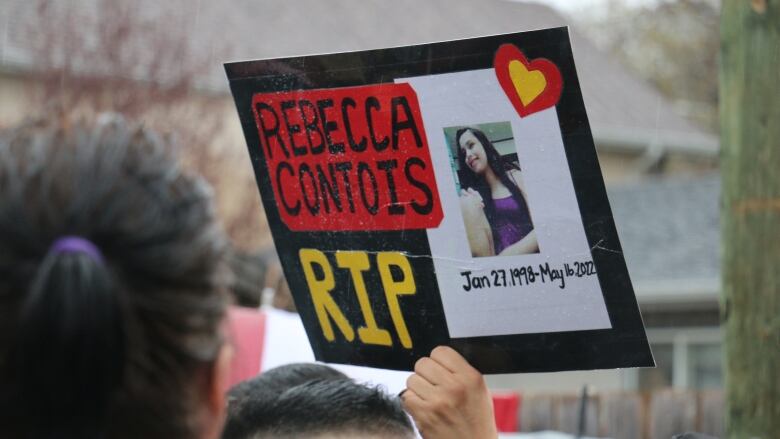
[720, 0, 780, 437]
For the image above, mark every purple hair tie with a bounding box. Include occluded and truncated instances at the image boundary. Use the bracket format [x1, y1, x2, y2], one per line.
[50, 236, 104, 263]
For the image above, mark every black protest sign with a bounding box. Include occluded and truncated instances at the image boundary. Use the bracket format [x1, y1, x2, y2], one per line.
[225, 27, 653, 373]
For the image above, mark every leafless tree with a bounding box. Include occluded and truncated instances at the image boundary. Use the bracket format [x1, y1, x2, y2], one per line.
[579, 0, 719, 132]
[19, 0, 270, 249]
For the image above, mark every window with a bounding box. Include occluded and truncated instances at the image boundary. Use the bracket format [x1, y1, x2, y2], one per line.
[634, 328, 722, 390]
[688, 343, 722, 389]
[639, 343, 672, 389]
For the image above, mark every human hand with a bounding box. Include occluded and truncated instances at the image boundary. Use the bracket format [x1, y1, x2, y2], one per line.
[460, 188, 484, 209]
[401, 346, 497, 439]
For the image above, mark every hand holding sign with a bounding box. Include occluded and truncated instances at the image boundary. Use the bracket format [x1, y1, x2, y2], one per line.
[403, 346, 498, 439]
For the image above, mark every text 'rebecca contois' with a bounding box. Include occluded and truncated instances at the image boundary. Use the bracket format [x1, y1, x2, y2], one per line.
[251, 83, 443, 231]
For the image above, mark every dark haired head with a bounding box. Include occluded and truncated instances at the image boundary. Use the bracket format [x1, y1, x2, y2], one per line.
[223, 363, 349, 439]
[0, 115, 229, 439]
[228, 362, 348, 403]
[223, 376, 414, 439]
[455, 127, 508, 181]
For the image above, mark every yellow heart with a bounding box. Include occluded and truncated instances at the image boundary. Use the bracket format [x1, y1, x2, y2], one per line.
[508, 60, 547, 106]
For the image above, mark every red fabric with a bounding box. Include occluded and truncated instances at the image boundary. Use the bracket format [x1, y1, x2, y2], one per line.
[492, 392, 521, 432]
[226, 306, 266, 388]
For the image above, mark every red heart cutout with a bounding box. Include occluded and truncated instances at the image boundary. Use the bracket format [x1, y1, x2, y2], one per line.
[494, 44, 563, 118]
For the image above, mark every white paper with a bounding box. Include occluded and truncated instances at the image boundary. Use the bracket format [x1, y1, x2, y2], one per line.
[398, 69, 612, 338]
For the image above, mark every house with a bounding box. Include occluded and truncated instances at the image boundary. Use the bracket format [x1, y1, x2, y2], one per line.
[487, 174, 721, 393]
[0, 0, 721, 392]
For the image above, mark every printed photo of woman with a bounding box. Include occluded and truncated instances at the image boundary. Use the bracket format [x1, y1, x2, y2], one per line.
[453, 125, 539, 257]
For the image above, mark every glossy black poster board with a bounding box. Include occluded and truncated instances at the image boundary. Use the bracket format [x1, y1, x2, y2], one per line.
[225, 27, 653, 373]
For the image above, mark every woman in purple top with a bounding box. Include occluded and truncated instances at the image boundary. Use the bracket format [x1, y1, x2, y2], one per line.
[455, 127, 538, 256]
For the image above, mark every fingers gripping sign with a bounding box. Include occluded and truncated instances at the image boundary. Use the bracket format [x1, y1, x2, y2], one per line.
[402, 346, 498, 439]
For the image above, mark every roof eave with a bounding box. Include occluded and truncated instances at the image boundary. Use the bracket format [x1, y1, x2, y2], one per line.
[634, 277, 720, 307]
[593, 125, 719, 158]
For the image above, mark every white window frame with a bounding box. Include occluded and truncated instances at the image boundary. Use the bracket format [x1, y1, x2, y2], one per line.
[623, 326, 722, 389]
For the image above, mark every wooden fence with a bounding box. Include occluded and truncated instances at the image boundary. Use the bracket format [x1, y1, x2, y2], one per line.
[514, 389, 723, 439]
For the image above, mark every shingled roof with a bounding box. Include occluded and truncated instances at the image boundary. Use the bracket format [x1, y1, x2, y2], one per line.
[2, 0, 715, 154]
[608, 173, 720, 302]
